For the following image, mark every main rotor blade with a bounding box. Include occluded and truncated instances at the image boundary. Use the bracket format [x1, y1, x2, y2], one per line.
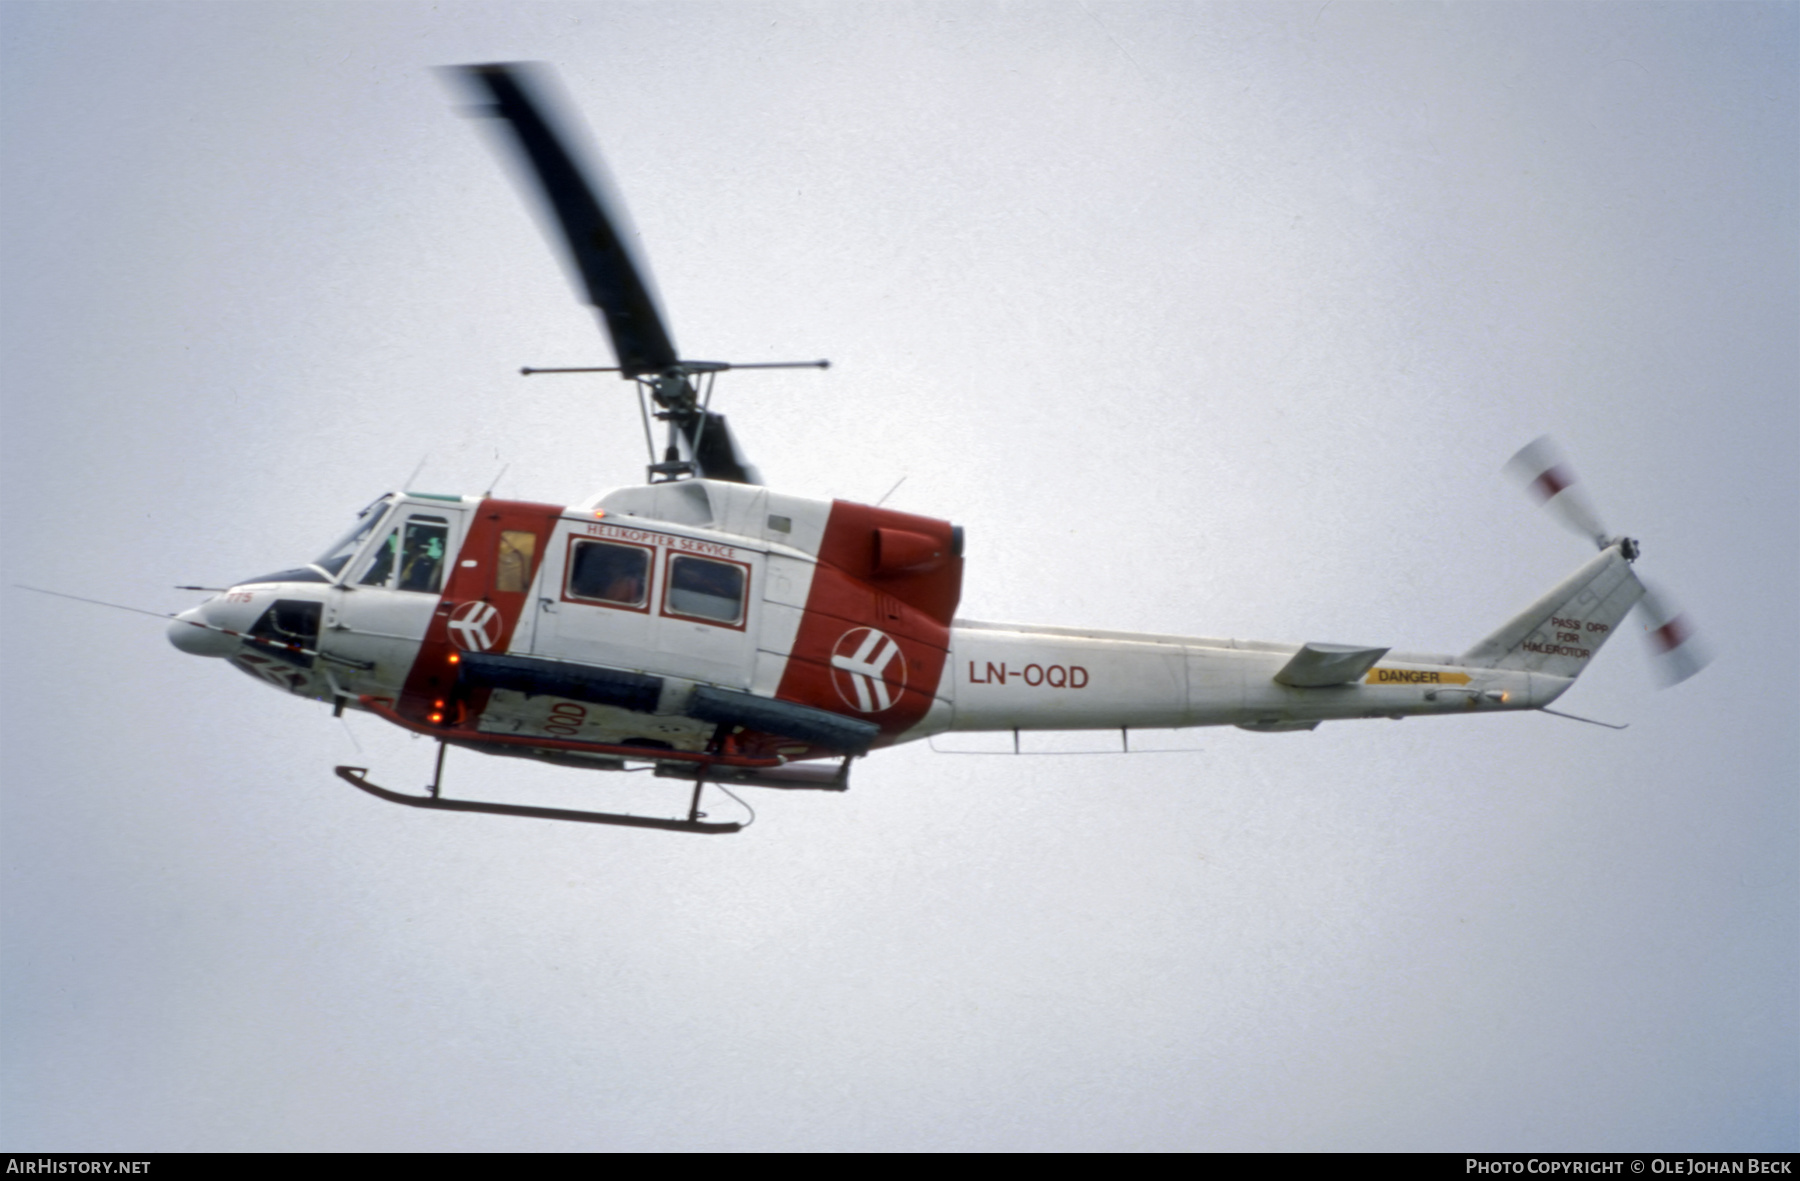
[457, 63, 677, 377]
[682, 410, 760, 485]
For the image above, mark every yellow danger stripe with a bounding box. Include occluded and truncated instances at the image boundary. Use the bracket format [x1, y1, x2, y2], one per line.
[1365, 668, 1472, 686]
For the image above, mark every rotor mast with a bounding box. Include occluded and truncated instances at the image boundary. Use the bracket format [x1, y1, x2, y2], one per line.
[522, 360, 829, 483]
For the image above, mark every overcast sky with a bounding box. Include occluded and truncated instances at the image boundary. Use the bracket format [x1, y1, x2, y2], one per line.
[2, 1, 1794, 1151]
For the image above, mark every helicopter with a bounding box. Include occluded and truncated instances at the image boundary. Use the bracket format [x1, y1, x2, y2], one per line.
[162, 63, 1707, 834]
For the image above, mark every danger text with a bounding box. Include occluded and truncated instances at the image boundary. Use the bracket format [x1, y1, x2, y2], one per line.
[1365, 668, 1474, 685]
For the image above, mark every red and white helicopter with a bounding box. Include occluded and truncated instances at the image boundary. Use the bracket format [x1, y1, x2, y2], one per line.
[163, 64, 1706, 833]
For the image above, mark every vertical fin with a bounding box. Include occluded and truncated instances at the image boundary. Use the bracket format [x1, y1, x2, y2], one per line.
[1462, 545, 1645, 678]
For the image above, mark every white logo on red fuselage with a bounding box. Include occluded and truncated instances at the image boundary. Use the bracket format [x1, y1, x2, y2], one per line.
[447, 600, 505, 652]
[830, 626, 907, 713]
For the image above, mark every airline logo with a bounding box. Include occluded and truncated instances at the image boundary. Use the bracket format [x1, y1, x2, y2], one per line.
[447, 600, 505, 652]
[830, 626, 908, 713]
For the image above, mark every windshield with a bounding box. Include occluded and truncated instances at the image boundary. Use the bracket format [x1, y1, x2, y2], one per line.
[312, 494, 395, 577]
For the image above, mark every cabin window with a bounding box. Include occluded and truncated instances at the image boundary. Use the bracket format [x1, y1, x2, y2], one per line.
[664, 555, 746, 625]
[568, 541, 650, 607]
[497, 530, 537, 594]
[359, 516, 450, 593]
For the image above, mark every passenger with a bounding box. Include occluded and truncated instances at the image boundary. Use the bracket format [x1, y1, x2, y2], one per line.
[603, 569, 643, 604]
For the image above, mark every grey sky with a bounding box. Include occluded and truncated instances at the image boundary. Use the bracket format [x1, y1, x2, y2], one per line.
[2, 2, 1794, 1150]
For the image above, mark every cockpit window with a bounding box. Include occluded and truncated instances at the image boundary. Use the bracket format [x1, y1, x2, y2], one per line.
[360, 516, 450, 593]
[361, 532, 399, 587]
[313, 495, 394, 577]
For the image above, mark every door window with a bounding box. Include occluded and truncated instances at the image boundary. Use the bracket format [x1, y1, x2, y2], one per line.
[497, 530, 538, 594]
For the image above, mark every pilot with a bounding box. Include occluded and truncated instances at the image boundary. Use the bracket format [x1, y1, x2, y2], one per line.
[400, 534, 446, 593]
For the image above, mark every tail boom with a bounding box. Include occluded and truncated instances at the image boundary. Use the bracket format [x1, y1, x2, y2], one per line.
[925, 621, 1567, 739]
[907, 547, 1643, 741]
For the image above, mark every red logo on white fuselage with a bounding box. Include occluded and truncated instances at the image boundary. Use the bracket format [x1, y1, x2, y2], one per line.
[830, 626, 907, 713]
[447, 600, 505, 652]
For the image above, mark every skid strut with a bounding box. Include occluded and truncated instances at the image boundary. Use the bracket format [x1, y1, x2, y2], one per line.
[335, 743, 744, 834]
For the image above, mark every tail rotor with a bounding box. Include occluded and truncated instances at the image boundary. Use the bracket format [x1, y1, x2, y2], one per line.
[1505, 436, 1709, 686]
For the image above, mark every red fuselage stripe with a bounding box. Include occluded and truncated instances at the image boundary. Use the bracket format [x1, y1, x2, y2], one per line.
[397, 499, 561, 722]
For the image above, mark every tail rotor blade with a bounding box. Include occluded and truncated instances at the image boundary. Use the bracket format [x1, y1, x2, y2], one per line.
[1637, 581, 1710, 686]
[1505, 435, 1609, 548]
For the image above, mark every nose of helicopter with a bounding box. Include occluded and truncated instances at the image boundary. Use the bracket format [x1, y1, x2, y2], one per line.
[168, 605, 238, 658]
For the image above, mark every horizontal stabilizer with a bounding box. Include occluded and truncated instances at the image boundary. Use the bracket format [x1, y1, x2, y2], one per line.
[1274, 642, 1390, 688]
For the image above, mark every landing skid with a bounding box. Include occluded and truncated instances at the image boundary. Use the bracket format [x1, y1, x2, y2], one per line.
[335, 744, 744, 834]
